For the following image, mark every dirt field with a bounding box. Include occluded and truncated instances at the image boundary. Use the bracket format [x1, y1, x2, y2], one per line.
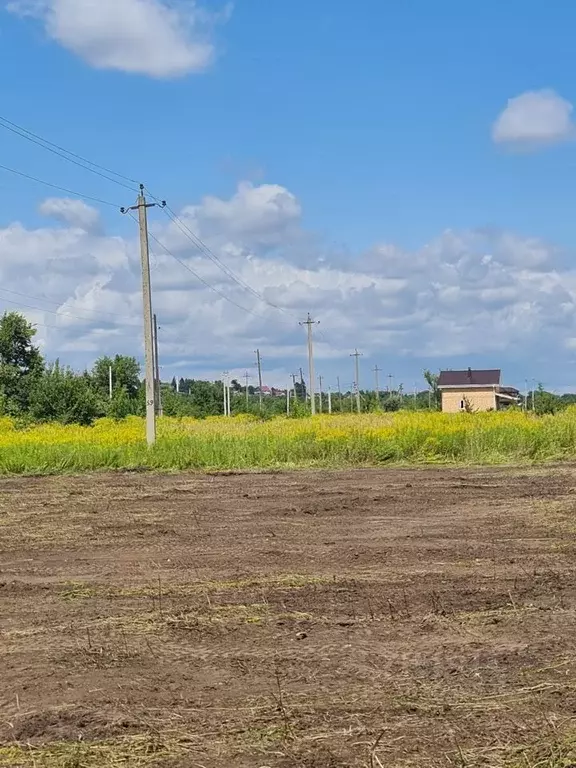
[1, 467, 576, 767]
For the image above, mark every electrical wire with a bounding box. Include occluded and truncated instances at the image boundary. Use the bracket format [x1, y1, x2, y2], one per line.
[127, 212, 260, 317]
[164, 203, 300, 318]
[0, 115, 139, 191]
[144, 188, 299, 319]
[0, 163, 122, 208]
[0, 293, 140, 326]
[0, 287, 139, 325]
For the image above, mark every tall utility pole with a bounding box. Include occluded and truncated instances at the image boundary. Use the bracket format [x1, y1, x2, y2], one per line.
[244, 371, 250, 407]
[108, 365, 113, 400]
[255, 349, 263, 411]
[327, 387, 332, 414]
[373, 365, 382, 409]
[153, 313, 163, 417]
[318, 374, 323, 413]
[121, 185, 165, 446]
[350, 349, 363, 414]
[300, 313, 319, 414]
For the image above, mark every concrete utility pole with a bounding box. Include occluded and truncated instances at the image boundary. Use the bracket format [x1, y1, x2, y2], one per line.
[108, 365, 113, 400]
[300, 313, 319, 415]
[373, 365, 382, 409]
[350, 349, 363, 414]
[291, 373, 298, 401]
[255, 349, 263, 411]
[176, 377, 180, 394]
[318, 374, 323, 413]
[244, 371, 250, 407]
[153, 313, 163, 417]
[223, 371, 229, 416]
[121, 185, 165, 446]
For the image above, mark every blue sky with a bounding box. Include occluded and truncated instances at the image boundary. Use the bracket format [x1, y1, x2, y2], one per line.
[2, 0, 576, 392]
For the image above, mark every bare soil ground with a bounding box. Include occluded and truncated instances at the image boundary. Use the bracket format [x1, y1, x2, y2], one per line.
[1, 467, 576, 767]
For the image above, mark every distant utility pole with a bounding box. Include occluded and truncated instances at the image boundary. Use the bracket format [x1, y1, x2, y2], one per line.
[153, 313, 163, 417]
[328, 387, 332, 414]
[300, 313, 319, 415]
[286, 383, 291, 415]
[388, 373, 394, 394]
[337, 376, 342, 411]
[373, 365, 382, 409]
[108, 365, 113, 400]
[121, 185, 165, 446]
[350, 349, 363, 414]
[318, 374, 323, 413]
[223, 371, 230, 416]
[291, 373, 298, 401]
[255, 349, 263, 411]
[176, 377, 180, 394]
[244, 371, 250, 407]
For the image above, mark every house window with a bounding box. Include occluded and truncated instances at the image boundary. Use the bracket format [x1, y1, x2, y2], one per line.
[460, 400, 465, 410]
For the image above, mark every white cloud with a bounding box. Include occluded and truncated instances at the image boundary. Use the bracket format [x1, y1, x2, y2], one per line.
[1, 181, 576, 390]
[492, 89, 575, 147]
[39, 197, 100, 231]
[6, 0, 225, 78]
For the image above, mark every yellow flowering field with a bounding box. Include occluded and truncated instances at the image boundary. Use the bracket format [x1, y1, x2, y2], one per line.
[0, 408, 575, 474]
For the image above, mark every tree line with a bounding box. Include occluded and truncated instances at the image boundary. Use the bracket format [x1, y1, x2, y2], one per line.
[0, 311, 566, 425]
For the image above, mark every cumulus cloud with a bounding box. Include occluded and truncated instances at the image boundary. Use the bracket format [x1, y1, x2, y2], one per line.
[6, 0, 226, 78]
[492, 89, 575, 148]
[0, 181, 575, 389]
[39, 197, 100, 231]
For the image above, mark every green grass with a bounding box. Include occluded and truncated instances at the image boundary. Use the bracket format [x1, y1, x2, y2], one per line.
[1, 410, 576, 474]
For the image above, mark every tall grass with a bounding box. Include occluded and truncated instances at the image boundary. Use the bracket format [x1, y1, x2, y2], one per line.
[0, 409, 576, 474]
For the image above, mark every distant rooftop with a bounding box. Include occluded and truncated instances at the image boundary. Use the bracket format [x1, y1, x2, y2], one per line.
[438, 369, 501, 387]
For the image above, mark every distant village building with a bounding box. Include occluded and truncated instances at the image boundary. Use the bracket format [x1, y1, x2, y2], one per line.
[438, 369, 520, 413]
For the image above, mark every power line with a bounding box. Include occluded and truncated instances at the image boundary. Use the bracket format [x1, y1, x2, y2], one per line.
[147, 193, 299, 319]
[0, 115, 139, 191]
[0, 293, 140, 326]
[127, 212, 260, 317]
[0, 162, 121, 208]
[0, 287, 139, 324]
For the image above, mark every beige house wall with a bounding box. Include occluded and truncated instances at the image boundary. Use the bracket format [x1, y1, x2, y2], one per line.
[441, 388, 497, 413]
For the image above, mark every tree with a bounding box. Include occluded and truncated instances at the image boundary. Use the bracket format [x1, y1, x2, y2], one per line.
[534, 383, 559, 415]
[92, 355, 141, 399]
[0, 312, 44, 414]
[423, 369, 441, 409]
[29, 363, 100, 425]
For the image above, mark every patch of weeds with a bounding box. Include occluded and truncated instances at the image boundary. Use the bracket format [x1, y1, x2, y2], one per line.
[57, 574, 331, 602]
[59, 582, 99, 601]
[239, 725, 287, 747]
[0, 735, 183, 767]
